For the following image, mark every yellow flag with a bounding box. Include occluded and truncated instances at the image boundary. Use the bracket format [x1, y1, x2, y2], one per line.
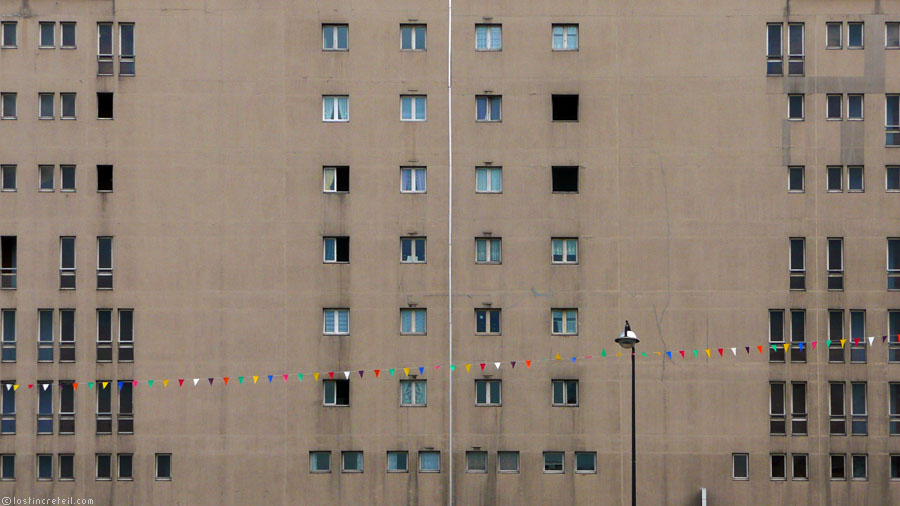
[705, 349, 711, 358]
[313, 373, 319, 382]
[465, 364, 471, 372]
[655, 352, 662, 356]
[840, 339, 846, 348]
[616, 352, 622, 357]
[403, 367, 409, 377]
[783, 343, 790, 352]
[101, 382, 108, 389]
[555, 353, 561, 360]
[163, 380, 169, 388]
[253, 375, 259, 384]
[12, 384, 18, 391]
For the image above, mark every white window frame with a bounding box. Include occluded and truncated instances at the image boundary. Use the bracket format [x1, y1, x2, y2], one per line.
[418, 451, 440, 473]
[543, 452, 565, 474]
[475, 95, 501, 122]
[322, 379, 349, 406]
[97, 22, 113, 75]
[888, 22, 900, 49]
[498, 451, 519, 473]
[788, 166, 804, 192]
[400, 95, 426, 121]
[787, 23, 805, 76]
[39, 93, 54, 119]
[60, 236, 76, 288]
[848, 22, 864, 49]
[309, 451, 331, 473]
[551, 309, 578, 335]
[732, 453, 749, 480]
[323, 308, 349, 335]
[887, 166, 900, 191]
[770, 453, 787, 480]
[118, 23, 135, 76]
[60, 93, 76, 120]
[887, 94, 900, 146]
[1, 93, 17, 120]
[386, 451, 408, 472]
[400, 237, 426, 263]
[551, 379, 578, 406]
[847, 94, 864, 120]
[475, 24, 501, 51]
[574, 452, 596, 474]
[341, 451, 363, 473]
[465, 451, 488, 473]
[475, 167, 502, 193]
[792, 454, 809, 481]
[60, 22, 76, 49]
[475, 237, 501, 264]
[831, 454, 846, 480]
[474, 379, 501, 406]
[97, 236, 113, 287]
[0, 165, 14, 191]
[400, 167, 426, 193]
[400, 308, 426, 335]
[39, 22, 55, 49]
[95, 453, 112, 481]
[787, 94, 804, 120]
[400, 24, 426, 51]
[826, 22, 842, 49]
[322, 24, 348, 51]
[551, 238, 578, 264]
[552, 24, 578, 50]
[889, 238, 900, 290]
[400, 380, 426, 407]
[851, 454, 868, 480]
[475, 309, 501, 335]
[766, 23, 783, 75]
[847, 166, 864, 192]
[322, 96, 349, 122]
[322, 237, 347, 264]
[826, 94, 843, 120]
[1, 22, 17, 48]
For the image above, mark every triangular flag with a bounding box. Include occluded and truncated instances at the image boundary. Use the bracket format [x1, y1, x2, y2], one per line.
[693, 350, 698, 357]
[884, 335, 889, 343]
[193, 378, 199, 386]
[616, 353, 622, 357]
[343, 371, 350, 379]
[495, 362, 501, 369]
[88, 382, 94, 389]
[253, 376, 259, 384]
[465, 364, 471, 372]
[654, 352, 661, 356]
[826, 340, 832, 348]
[374, 369, 381, 378]
[555, 353, 561, 360]
[178, 379, 184, 387]
[358, 371, 364, 378]
[327, 372, 334, 380]
[868, 336, 875, 346]
[419, 367, 425, 374]
[223, 377, 229, 385]
[27, 384, 32, 389]
[12, 385, 18, 391]
[601, 349, 606, 357]
[783, 343, 790, 352]
[717, 348, 723, 356]
[666, 351, 672, 359]
[745, 346, 750, 354]
[771, 344, 777, 353]
[571, 357, 576, 362]
[298, 374, 303, 382]
[163, 380, 169, 388]
[756, 345, 763, 353]
[480, 363, 486, 371]
[587, 355, 594, 359]
[118, 381, 123, 390]
[208, 378, 213, 385]
[811, 341, 817, 349]
[133, 380, 138, 387]
[72, 383, 78, 390]
[705, 349, 711, 358]
[730, 348, 736, 356]
[283, 374, 289, 383]
[403, 368, 410, 377]
[389, 369, 395, 376]
[313, 373, 319, 382]
[268, 375, 274, 383]
[679, 351, 685, 358]
[840, 339, 846, 348]
[854, 338, 859, 346]
[798, 342, 804, 350]
[511, 361, 516, 368]
[148, 380, 154, 387]
[525, 360, 531, 368]
[238, 377, 244, 384]
[449, 365, 455, 371]
[641, 352, 647, 357]
[435, 365, 440, 370]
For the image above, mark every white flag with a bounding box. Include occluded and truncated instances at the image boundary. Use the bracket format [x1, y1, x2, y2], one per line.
[494, 362, 501, 369]
[193, 378, 200, 386]
[343, 371, 350, 379]
[730, 347, 737, 356]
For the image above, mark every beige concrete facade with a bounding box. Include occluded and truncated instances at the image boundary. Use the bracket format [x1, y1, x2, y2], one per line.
[0, 0, 898, 504]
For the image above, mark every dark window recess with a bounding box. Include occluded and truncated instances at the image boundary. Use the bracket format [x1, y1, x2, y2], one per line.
[0, 236, 15, 289]
[552, 95, 579, 121]
[552, 166, 578, 192]
[97, 165, 113, 192]
[97, 93, 113, 119]
[334, 166, 349, 192]
[334, 237, 349, 262]
[334, 380, 350, 405]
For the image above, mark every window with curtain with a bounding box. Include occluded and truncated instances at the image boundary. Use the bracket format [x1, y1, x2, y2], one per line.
[400, 167, 426, 192]
[323, 25, 348, 50]
[400, 237, 426, 263]
[475, 238, 501, 263]
[400, 309, 426, 334]
[387, 451, 408, 472]
[323, 96, 349, 121]
[551, 309, 577, 335]
[476, 95, 501, 121]
[323, 309, 349, 334]
[888, 95, 900, 145]
[551, 238, 578, 263]
[475, 309, 500, 334]
[552, 24, 578, 50]
[419, 451, 440, 472]
[400, 95, 426, 121]
[401, 25, 426, 50]
[400, 380, 426, 406]
[475, 24, 501, 50]
[475, 167, 502, 192]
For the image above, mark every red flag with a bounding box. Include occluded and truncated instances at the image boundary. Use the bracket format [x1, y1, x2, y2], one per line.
[178, 379, 184, 387]
[328, 372, 334, 379]
[435, 365, 440, 370]
[854, 338, 859, 346]
[679, 350, 685, 358]
[585, 355, 592, 359]
[374, 369, 380, 378]
[73, 382, 78, 390]
[757, 345, 763, 353]
[27, 384, 32, 389]
[224, 377, 230, 385]
[717, 348, 723, 356]
[525, 360, 531, 368]
[480, 363, 486, 370]
[133, 380, 138, 387]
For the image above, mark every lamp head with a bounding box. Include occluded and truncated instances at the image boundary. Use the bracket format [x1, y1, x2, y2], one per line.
[615, 320, 640, 349]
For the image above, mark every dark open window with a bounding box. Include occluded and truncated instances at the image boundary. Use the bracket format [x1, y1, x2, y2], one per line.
[552, 166, 578, 192]
[97, 165, 113, 192]
[552, 94, 578, 121]
[97, 93, 113, 119]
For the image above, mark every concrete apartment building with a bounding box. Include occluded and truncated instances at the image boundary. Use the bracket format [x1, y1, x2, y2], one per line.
[0, 0, 898, 504]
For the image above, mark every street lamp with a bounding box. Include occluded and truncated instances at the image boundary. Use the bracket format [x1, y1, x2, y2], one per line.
[616, 321, 639, 506]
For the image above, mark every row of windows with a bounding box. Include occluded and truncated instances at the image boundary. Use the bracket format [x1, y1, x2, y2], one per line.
[0, 379, 134, 435]
[0, 308, 134, 363]
[309, 450, 594, 474]
[1, 164, 113, 192]
[0, 21, 135, 75]
[0, 92, 114, 119]
[0, 453, 168, 481]
[318, 307, 578, 336]
[319, 23, 578, 52]
[732, 453, 900, 481]
[324, 165, 580, 194]
[767, 381, 900, 436]
[320, 94, 578, 122]
[786, 237, 900, 291]
[322, 237, 577, 265]
[769, 308, 900, 363]
[784, 93, 900, 146]
[766, 21, 900, 76]
[786, 165, 900, 193]
[0, 236, 114, 292]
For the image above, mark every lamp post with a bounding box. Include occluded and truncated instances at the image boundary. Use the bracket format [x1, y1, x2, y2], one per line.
[615, 321, 639, 506]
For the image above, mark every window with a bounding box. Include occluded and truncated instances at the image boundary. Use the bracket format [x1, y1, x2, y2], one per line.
[827, 237, 844, 290]
[400, 95, 426, 121]
[770, 382, 786, 435]
[475, 379, 501, 406]
[61, 93, 76, 119]
[852, 454, 867, 480]
[400, 309, 426, 335]
[59, 381, 75, 433]
[767, 23, 783, 74]
[552, 166, 578, 192]
[119, 23, 135, 75]
[788, 166, 804, 192]
[96, 378, 111, 433]
[0, 236, 15, 289]
[1, 309, 14, 362]
[788, 94, 803, 120]
[890, 382, 900, 435]
[476, 95, 501, 122]
[117, 454, 133, 480]
[788, 23, 805, 75]
[323, 237, 349, 263]
[97, 165, 113, 192]
[97, 92, 113, 119]
[37, 381, 53, 434]
[848, 94, 863, 119]
[466, 451, 487, 473]
[97, 236, 112, 288]
[552, 95, 578, 121]
[97, 23, 113, 74]
[323, 96, 349, 122]
[387, 451, 408, 472]
[831, 454, 846, 480]
[770, 454, 786, 480]
[850, 310, 866, 363]
[1, 380, 15, 434]
[61, 23, 76, 49]
[571, 452, 595, 473]
[887, 95, 899, 146]
[323, 309, 349, 335]
[892, 454, 900, 480]
[792, 454, 808, 480]
[889, 22, 900, 48]
[322, 24, 348, 50]
[400, 237, 426, 263]
[118, 309, 134, 362]
[58, 454, 74, 481]
[1, 93, 15, 119]
[96, 454, 111, 480]
[829, 310, 845, 362]
[789, 237, 805, 290]
[400, 167, 425, 193]
[851, 382, 867, 435]
[827, 94, 842, 120]
[118, 380, 133, 434]
[848, 22, 864, 49]
[791, 382, 807, 435]
[498, 451, 519, 473]
[848, 166, 864, 192]
[475, 309, 500, 334]
[733, 454, 749, 480]
[552, 380, 578, 406]
[826, 22, 842, 49]
[97, 311, 112, 363]
[419, 451, 440, 472]
[309, 451, 330, 473]
[0, 454, 12, 481]
[543, 452, 564, 473]
[39, 93, 54, 119]
[551, 309, 577, 335]
[39, 166, 53, 191]
[400, 380, 426, 406]
[888, 166, 900, 191]
[552, 24, 579, 50]
[40, 22, 55, 48]
[401, 24, 426, 50]
[341, 452, 362, 473]
[889, 238, 900, 289]
[475, 167, 502, 193]
[1, 22, 16, 48]
[323, 166, 348, 193]
[552, 238, 578, 264]
[60, 237, 76, 289]
[789, 309, 806, 362]
[830, 382, 846, 435]
[37, 454, 52, 481]
[1, 165, 14, 191]
[475, 238, 501, 263]
[475, 24, 501, 50]
[323, 379, 349, 406]
[59, 165, 75, 192]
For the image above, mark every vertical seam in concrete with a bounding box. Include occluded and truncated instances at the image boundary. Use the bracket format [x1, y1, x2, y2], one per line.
[447, 0, 454, 503]
[614, 11, 624, 505]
